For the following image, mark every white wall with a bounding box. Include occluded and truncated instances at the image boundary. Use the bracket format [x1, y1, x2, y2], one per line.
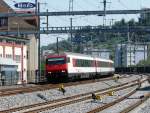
[0, 42, 28, 83]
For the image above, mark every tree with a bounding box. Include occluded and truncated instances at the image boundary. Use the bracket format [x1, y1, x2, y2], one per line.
[137, 56, 150, 66]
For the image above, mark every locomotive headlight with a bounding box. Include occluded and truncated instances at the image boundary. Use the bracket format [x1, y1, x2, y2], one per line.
[62, 70, 65, 72]
[48, 72, 51, 74]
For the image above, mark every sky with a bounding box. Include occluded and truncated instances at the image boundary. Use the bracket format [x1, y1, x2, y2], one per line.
[5, 0, 150, 46]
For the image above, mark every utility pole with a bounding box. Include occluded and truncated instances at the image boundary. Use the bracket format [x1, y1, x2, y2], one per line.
[37, 2, 41, 83]
[36, 1, 47, 83]
[127, 24, 132, 67]
[129, 43, 132, 68]
[35, 0, 37, 14]
[127, 24, 130, 43]
[144, 42, 146, 61]
[46, 9, 49, 31]
[120, 42, 123, 68]
[69, 0, 74, 52]
[134, 42, 136, 73]
[100, 0, 111, 26]
[70, 17, 73, 44]
[110, 18, 115, 27]
[57, 37, 59, 55]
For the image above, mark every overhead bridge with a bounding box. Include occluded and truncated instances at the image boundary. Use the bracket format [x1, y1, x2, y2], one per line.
[0, 26, 150, 35]
[0, 9, 149, 17]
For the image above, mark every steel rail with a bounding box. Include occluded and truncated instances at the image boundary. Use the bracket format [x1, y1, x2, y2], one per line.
[0, 78, 143, 113]
[22, 80, 143, 113]
[0, 76, 127, 97]
[119, 93, 150, 113]
[87, 79, 147, 113]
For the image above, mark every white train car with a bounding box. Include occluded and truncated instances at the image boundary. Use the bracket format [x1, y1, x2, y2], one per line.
[66, 53, 114, 79]
[46, 52, 114, 81]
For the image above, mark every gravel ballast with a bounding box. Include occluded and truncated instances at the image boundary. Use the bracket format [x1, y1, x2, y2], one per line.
[41, 86, 138, 113]
[99, 81, 150, 113]
[133, 98, 150, 113]
[0, 75, 142, 111]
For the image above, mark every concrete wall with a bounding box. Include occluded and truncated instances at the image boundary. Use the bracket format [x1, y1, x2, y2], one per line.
[27, 34, 38, 83]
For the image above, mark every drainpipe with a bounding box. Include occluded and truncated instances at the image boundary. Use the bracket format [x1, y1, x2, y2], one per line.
[21, 45, 24, 83]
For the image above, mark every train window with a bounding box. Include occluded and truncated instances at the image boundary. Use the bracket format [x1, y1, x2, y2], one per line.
[100, 61, 108, 67]
[96, 61, 114, 67]
[46, 57, 65, 65]
[98, 61, 100, 67]
[74, 59, 93, 67]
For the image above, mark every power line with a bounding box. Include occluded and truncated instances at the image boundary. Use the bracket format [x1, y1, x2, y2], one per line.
[117, 0, 133, 21]
[117, 0, 139, 19]
[118, 0, 129, 10]
[82, 0, 98, 10]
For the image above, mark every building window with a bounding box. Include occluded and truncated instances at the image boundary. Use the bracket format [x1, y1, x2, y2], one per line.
[15, 55, 21, 62]
[0, 54, 2, 58]
[0, 17, 8, 27]
[15, 41, 22, 45]
[27, 51, 29, 59]
[6, 40, 14, 44]
[6, 54, 12, 59]
[0, 39, 3, 42]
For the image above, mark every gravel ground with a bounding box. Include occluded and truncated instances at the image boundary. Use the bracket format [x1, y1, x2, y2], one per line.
[132, 98, 150, 113]
[41, 86, 138, 113]
[99, 81, 150, 113]
[129, 81, 150, 113]
[0, 74, 138, 90]
[0, 75, 141, 111]
[0, 84, 36, 90]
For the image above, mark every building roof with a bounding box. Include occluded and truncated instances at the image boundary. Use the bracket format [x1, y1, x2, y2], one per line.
[0, 58, 17, 66]
[0, 0, 37, 34]
[0, 0, 13, 12]
[0, 36, 29, 41]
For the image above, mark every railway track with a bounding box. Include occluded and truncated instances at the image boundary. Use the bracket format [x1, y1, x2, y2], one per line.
[0, 78, 145, 113]
[87, 79, 148, 113]
[120, 93, 150, 113]
[0, 75, 129, 97]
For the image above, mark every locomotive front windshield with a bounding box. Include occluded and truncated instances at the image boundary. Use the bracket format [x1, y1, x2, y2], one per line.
[46, 57, 65, 65]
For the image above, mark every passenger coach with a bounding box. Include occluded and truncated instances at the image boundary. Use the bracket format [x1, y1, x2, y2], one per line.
[46, 52, 114, 81]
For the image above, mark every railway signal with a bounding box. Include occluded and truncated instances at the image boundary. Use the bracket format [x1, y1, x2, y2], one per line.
[108, 91, 114, 96]
[58, 84, 66, 95]
[113, 74, 120, 82]
[92, 93, 103, 102]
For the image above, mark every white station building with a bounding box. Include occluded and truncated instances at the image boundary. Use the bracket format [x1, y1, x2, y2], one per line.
[0, 0, 39, 85]
[0, 37, 28, 84]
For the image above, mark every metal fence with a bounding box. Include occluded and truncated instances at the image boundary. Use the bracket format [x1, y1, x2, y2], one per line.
[0, 70, 46, 86]
[0, 71, 19, 86]
[115, 66, 150, 74]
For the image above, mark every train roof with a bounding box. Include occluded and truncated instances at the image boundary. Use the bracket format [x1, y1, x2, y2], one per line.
[65, 52, 113, 62]
[47, 52, 114, 63]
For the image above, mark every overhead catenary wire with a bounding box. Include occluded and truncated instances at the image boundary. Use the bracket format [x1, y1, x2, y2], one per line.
[82, 0, 99, 10]
[118, 0, 140, 21]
